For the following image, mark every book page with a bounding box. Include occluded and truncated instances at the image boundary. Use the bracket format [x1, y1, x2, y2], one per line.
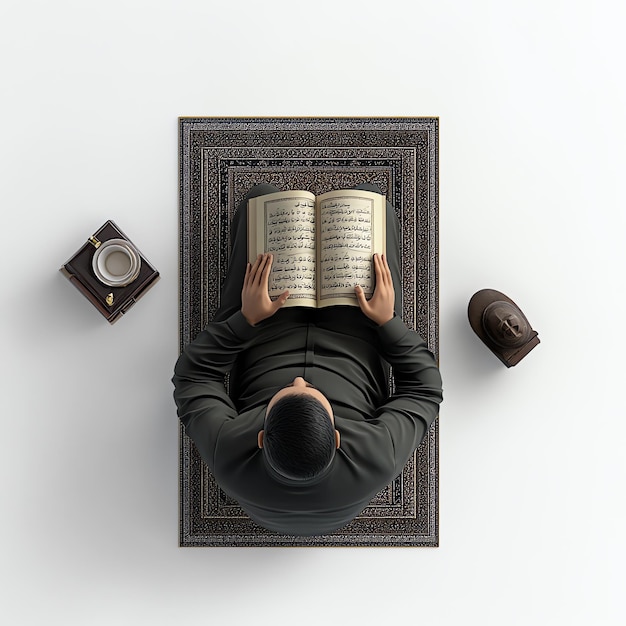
[248, 190, 317, 307]
[317, 190, 387, 307]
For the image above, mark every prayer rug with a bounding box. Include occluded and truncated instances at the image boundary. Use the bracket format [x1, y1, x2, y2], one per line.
[178, 117, 439, 546]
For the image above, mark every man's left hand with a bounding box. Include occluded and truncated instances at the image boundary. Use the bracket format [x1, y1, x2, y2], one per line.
[241, 253, 289, 326]
[355, 253, 395, 326]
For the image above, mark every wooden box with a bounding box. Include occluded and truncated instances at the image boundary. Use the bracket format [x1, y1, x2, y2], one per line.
[60, 220, 159, 323]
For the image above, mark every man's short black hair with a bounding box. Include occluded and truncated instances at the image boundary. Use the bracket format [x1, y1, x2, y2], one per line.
[264, 394, 336, 481]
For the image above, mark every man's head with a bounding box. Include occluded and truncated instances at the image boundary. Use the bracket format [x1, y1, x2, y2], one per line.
[258, 377, 340, 481]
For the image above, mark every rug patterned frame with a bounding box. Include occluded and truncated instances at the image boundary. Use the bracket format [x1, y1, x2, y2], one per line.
[179, 117, 439, 546]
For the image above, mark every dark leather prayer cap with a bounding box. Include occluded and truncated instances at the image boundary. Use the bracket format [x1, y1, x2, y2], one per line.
[468, 289, 540, 367]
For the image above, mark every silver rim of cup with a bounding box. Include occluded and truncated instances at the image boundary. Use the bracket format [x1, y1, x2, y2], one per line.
[92, 239, 141, 287]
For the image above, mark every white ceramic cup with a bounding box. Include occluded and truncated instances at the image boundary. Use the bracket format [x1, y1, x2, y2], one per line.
[92, 239, 141, 287]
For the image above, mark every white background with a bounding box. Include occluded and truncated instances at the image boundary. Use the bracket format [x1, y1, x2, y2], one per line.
[1, 1, 625, 624]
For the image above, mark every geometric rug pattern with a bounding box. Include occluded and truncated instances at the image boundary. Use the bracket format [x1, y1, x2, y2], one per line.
[178, 117, 439, 546]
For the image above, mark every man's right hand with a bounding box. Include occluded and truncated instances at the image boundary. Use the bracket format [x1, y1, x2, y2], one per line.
[355, 253, 395, 326]
[241, 253, 289, 326]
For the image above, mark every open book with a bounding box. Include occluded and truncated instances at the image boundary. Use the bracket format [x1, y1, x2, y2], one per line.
[247, 189, 386, 308]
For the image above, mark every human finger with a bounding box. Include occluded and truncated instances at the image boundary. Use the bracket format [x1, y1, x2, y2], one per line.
[272, 290, 290, 311]
[375, 253, 391, 288]
[373, 253, 385, 286]
[260, 253, 273, 286]
[248, 254, 263, 282]
[355, 284, 369, 311]
[243, 261, 252, 288]
[252, 253, 268, 286]
[380, 254, 392, 286]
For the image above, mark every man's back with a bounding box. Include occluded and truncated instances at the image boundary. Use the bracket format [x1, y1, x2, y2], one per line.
[173, 306, 442, 536]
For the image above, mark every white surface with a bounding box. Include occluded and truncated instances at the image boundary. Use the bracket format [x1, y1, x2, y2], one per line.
[1, 1, 625, 624]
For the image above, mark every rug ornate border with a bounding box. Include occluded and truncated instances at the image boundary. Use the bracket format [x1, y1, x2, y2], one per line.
[178, 117, 439, 546]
